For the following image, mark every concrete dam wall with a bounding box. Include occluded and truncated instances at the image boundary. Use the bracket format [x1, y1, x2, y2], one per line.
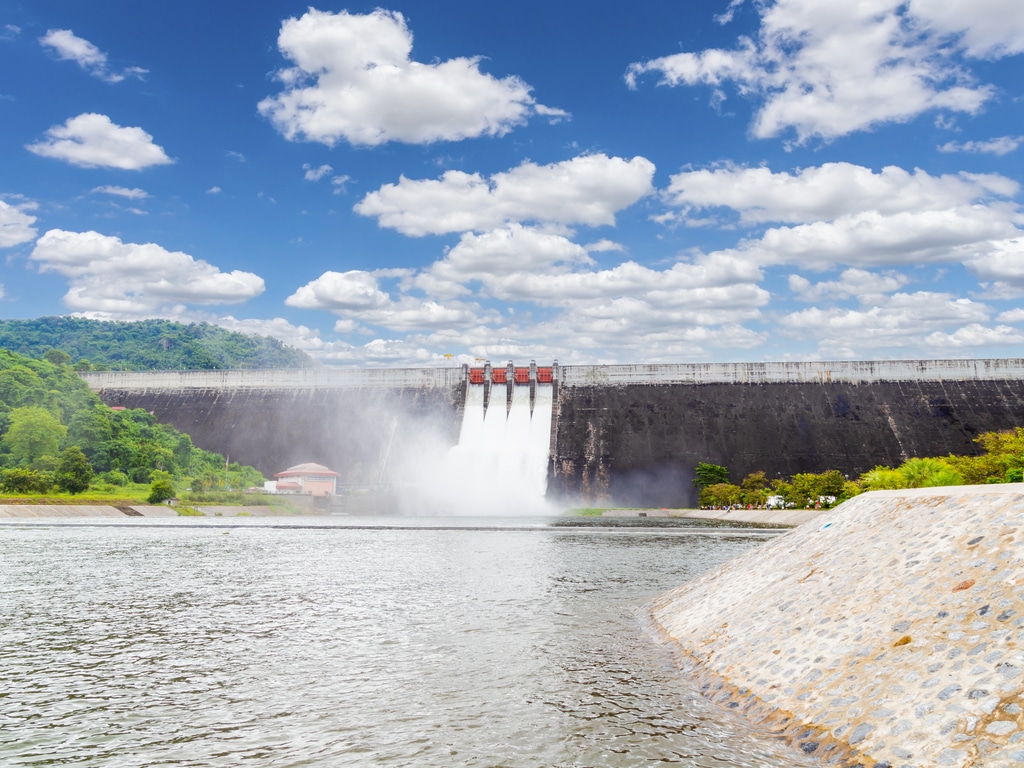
[81, 359, 1024, 504]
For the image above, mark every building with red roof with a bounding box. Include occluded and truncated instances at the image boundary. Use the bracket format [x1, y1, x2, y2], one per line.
[272, 462, 340, 496]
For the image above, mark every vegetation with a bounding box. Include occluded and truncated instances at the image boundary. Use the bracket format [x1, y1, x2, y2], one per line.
[0, 348, 265, 500]
[693, 461, 729, 490]
[0, 317, 315, 371]
[697, 427, 1024, 509]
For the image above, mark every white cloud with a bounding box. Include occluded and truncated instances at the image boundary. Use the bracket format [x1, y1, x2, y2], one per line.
[626, 1, 1017, 142]
[778, 291, 992, 352]
[661, 161, 1024, 272]
[331, 175, 351, 194]
[39, 29, 147, 83]
[30, 229, 264, 317]
[27, 113, 173, 170]
[258, 8, 560, 146]
[215, 315, 336, 354]
[286, 270, 487, 332]
[286, 270, 391, 311]
[356, 154, 655, 236]
[923, 323, 1024, 348]
[303, 163, 332, 181]
[963, 237, 1024, 286]
[90, 185, 149, 200]
[206, 186, 222, 195]
[663, 163, 1017, 224]
[998, 308, 1024, 323]
[0, 200, 38, 247]
[753, 208, 1018, 269]
[909, 0, 1024, 58]
[938, 136, 1023, 155]
[788, 268, 911, 302]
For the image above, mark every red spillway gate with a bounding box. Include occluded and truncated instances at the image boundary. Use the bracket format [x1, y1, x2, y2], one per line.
[465, 363, 557, 384]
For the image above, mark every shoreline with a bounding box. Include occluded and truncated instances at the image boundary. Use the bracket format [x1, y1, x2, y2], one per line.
[604, 506, 826, 526]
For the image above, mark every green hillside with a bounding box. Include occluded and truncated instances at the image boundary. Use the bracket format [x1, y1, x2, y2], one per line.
[0, 347, 263, 496]
[0, 317, 315, 371]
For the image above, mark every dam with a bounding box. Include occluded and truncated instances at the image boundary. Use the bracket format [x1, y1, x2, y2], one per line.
[81, 358, 1024, 506]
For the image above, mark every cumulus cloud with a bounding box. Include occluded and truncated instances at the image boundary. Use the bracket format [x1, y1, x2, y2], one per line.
[663, 163, 1017, 225]
[356, 154, 655, 235]
[39, 29, 147, 83]
[788, 268, 911, 302]
[30, 229, 264, 317]
[909, 0, 1024, 58]
[258, 8, 560, 146]
[286, 270, 487, 332]
[27, 113, 173, 170]
[778, 291, 993, 353]
[661, 162, 1023, 272]
[625, 1, 1023, 142]
[0, 200, 38, 247]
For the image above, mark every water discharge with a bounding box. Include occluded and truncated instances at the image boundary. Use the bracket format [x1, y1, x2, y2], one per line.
[405, 381, 555, 515]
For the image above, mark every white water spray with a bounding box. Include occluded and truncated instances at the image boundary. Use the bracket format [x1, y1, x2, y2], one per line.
[408, 381, 555, 515]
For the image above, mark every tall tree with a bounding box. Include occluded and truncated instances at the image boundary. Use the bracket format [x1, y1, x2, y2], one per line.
[55, 446, 93, 494]
[3, 407, 66, 464]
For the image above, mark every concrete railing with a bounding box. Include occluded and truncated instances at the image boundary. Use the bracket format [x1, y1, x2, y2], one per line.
[558, 358, 1024, 385]
[80, 367, 466, 391]
[80, 358, 1024, 392]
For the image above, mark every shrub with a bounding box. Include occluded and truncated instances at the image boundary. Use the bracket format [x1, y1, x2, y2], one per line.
[0, 467, 55, 494]
[146, 478, 175, 504]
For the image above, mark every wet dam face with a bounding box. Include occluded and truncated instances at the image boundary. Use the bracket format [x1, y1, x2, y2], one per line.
[82, 359, 1024, 508]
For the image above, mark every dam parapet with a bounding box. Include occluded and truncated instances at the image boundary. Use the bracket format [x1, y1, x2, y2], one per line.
[559, 358, 1024, 386]
[80, 366, 465, 392]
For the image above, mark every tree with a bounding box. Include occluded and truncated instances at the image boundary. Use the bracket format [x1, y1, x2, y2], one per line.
[700, 482, 742, 507]
[859, 466, 906, 491]
[42, 348, 71, 366]
[898, 457, 962, 488]
[55, 445, 93, 494]
[147, 471, 175, 503]
[3, 406, 66, 464]
[693, 462, 729, 489]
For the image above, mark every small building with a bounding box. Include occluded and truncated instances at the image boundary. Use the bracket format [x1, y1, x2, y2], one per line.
[272, 462, 340, 496]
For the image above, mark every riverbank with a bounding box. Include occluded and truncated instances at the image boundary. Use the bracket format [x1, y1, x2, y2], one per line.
[651, 485, 1024, 767]
[0, 504, 317, 518]
[606, 506, 826, 526]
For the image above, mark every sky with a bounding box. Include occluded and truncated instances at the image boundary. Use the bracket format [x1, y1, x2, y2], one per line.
[2, 0, 1024, 367]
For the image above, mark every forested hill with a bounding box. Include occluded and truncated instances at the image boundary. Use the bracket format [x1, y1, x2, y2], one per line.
[0, 317, 315, 371]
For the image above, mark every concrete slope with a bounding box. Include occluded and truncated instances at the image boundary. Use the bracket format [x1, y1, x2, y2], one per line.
[651, 485, 1024, 767]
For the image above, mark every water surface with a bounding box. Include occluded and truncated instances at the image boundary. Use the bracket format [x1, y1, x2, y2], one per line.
[0, 517, 819, 767]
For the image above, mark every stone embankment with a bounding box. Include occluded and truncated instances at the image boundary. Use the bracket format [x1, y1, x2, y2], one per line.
[651, 485, 1024, 767]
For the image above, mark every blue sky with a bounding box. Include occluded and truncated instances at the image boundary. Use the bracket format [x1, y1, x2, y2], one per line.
[2, 1, 1024, 366]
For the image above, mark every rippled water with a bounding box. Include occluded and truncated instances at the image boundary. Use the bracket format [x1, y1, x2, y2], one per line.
[0, 517, 820, 767]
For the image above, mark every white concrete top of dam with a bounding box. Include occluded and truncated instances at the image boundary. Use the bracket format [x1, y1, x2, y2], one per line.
[651, 484, 1024, 767]
[80, 358, 1024, 391]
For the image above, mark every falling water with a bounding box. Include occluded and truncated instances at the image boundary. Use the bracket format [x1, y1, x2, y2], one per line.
[414, 382, 553, 514]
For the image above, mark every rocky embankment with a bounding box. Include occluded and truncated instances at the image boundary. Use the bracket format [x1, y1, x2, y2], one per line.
[651, 485, 1024, 767]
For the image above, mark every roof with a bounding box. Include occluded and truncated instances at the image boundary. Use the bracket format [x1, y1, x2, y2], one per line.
[274, 462, 340, 478]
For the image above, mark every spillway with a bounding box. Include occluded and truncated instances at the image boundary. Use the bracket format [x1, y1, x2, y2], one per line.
[441, 380, 554, 513]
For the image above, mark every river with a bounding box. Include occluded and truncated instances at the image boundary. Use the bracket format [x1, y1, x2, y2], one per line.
[0, 516, 821, 767]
